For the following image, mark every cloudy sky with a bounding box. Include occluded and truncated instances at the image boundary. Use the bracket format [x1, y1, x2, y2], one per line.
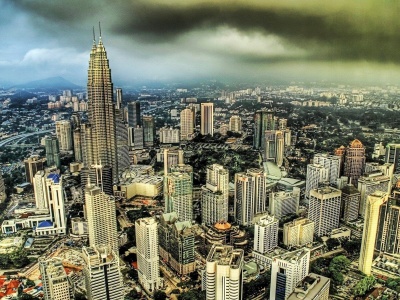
[1, 0, 400, 86]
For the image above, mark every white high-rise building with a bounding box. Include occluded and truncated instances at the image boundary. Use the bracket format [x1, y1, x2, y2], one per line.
[269, 188, 300, 218]
[85, 184, 118, 252]
[229, 115, 242, 133]
[313, 153, 341, 185]
[253, 214, 279, 253]
[204, 244, 244, 300]
[305, 164, 329, 198]
[201, 103, 214, 136]
[160, 127, 180, 144]
[82, 246, 124, 300]
[283, 217, 315, 248]
[201, 164, 229, 225]
[34, 170, 47, 209]
[136, 217, 162, 293]
[55, 120, 73, 151]
[180, 108, 194, 141]
[270, 248, 310, 300]
[308, 187, 342, 237]
[39, 258, 72, 300]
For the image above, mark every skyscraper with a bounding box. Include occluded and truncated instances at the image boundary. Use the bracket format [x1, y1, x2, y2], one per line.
[313, 153, 341, 185]
[45, 136, 61, 169]
[24, 155, 45, 184]
[359, 191, 388, 275]
[283, 217, 315, 248]
[128, 101, 141, 128]
[253, 214, 279, 254]
[115, 107, 130, 172]
[85, 183, 118, 252]
[305, 164, 329, 199]
[269, 189, 300, 219]
[344, 139, 366, 186]
[308, 187, 341, 237]
[143, 115, 155, 147]
[385, 143, 400, 174]
[376, 197, 400, 255]
[115, 88, 122, 110]
[55, 120, 73, 151]
[229, 115, 242, 133]
[201, 164, 229, 225]
[87, 35, 118, 182]
[39, 258, 72, 300]
[200, 103, 214, 136]
[180, 108, 195, 141]
[253, 109, 275, 150]
[136, 217, 162, 293]
[340, 184, 360, 222]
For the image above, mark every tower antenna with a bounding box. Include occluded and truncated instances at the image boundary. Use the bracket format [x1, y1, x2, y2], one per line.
[92, 26, 96, 42]
[99, 22, 102, 39]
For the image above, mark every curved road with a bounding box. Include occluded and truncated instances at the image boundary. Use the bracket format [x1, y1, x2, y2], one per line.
[0, 129, 53, 148]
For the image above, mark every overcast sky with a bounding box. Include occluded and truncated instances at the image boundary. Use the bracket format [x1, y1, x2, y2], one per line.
[2, 0, 400, 87]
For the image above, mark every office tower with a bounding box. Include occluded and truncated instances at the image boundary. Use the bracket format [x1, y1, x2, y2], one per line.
[73, 128, 82, 161]
[308, 187, 341, 237]
[344, 139, 366, 186]
[253, 109, 275, 150]
[270, 248, 310, 300]
[334, 145, 346, 175]
[283, 218, 315, 248]
[82, 246, 124, 300]
[234, 169, 268, 226]
[164, 169, 193, 222]
[84, 164, 114, 196]
[253, 214, 279, 253]
[160, 127, 180, 144]
[376, 197, 400, 255]
[180, 108, 195, 141]
[129, 126, 144, 149]
[87, 35, 118, 183]
[340, 184, 360, 222]
[135, 217, 162, 293]
[229, 115, 242, 133]
[269, 189, 301, 218]
[357, 170, 391, 216]
[128, 101, 141, 127]
[33, 171, 47, 209]
[204, 245, 244, 300]
[39, 258, 72, 300]
[265, 130, 285, 167]
[200, 103, 214, 136]
[305, 164, 329, 199]
[385, 143, 400, 173]
[201, 164, 229, 225]
[313, 153, 341, 185]
[85, 183, 118, 251]
[115, 88, 122, 110]
[359, 191, 388, 275]
[55, 120, 73, 151]
[0, 172, 5, 202]
[24, 155, 45, 184]
[143, 115, 155, 147]
[158, 212, 195, 275]
[163, 148, 184, 175]
[115, 107, 130, 172]
[287, 273, 330, 300]
[45, 136, 61, 169]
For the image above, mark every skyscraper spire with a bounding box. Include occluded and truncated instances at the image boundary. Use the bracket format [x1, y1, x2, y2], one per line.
[98, 22, 102, 40]
[92, 26, 96, 43]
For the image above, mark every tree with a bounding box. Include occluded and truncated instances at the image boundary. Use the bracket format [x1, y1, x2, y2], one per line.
[325, 238, 340, 251]
[125, 289, 140, 300]
[74, 292, 87, 300]
[25, 279, 35, 287]
[329, 255, 350, 273]
[153, 290, 167, 300]
[353, 275, 376, 296]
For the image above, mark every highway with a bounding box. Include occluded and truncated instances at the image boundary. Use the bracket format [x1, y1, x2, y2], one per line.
[0, 129, 53, 148]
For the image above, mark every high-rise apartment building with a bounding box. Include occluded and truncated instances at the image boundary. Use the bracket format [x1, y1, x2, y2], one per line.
[340, 184, 360, 222]
[253, 214, 279, 253]
[254, 109, 275, 150]
[270, 248, 310, 300]
[86, 35, 118, 182]
[73, 127, 82, 162]
[162, 148, 184, 175]
[269, 188, 300, 219]
[305, 164, 329, 199]
[55, 120, 73, 151]
[143, 115, 155, 147]
[385, 143, 400, 174]
[376, 197, 400, 255]
[135, 217, 162, 293]
[313, 153, 341, 185]
[201, 164, 229, 225]
[45, 136, 61, 169]
[39, 257, 72, 300]
[344, 139, 366, 186]
[34, 170, 47, 209]
[287, 273, 330, 300]
[265, 130, 285, 167]
[204, 244, 244, 300]
[85, 183, 118, 251]
[235, 169, 268, 226]
[128, 101, 141, 128]
[359, 191, 388, 275]
[160, 127, 180, 144]
[180, 108, 195, 141]
[308, 187, 341, 237]
[158, 212, 195, 275]
[357, 170, 391, 216]
[229, 115, 242, 133]
[283, 217, 315, 248]
[82, 246, 124, 300]
[201, 103, 214, 136]
[24, 155, 45, 184]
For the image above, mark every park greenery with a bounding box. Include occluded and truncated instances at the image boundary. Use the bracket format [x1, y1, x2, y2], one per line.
[352, 275, 376, 296]
[311, 255, 350, 287]
[0, 249, 31, 269]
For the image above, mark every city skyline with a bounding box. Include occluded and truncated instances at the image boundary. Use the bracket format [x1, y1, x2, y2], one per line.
[2, 1, 400, 86]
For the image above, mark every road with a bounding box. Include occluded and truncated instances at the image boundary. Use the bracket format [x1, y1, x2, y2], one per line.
[0, 129, 53, 148]
[310, 248, 345, 262]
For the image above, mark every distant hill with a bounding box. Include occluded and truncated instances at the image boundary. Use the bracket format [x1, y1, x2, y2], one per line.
[11, 76, 82, 90]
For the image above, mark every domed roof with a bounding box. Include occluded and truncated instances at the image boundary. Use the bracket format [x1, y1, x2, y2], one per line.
[350, 139, 363, 148]
[214, 221, 231, 231]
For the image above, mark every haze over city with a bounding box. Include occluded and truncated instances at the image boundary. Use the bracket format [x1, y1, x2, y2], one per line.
[2, 0, 400, 86]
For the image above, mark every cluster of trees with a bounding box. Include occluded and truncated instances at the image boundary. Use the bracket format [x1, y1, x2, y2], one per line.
[311, 255, 350, 286]
[352, 275, 376, 296]
[384, 277, 400, 293]
[177, 290, 206, 300]
[243, 270, 271, 298]
[0, 249, 31, 269]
